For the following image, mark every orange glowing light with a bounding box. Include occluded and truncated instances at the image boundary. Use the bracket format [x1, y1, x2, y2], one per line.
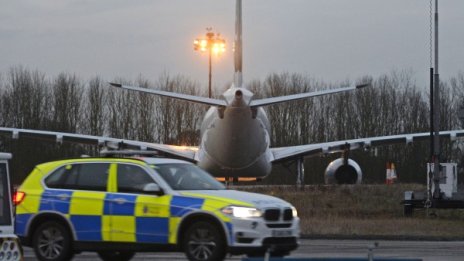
[193, 30, 226, 55]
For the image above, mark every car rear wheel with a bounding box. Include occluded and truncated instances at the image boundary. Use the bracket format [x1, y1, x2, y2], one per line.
[182, 221, 226, 261]
[32, 221, 74, 261]
[97, 251, 135, 261]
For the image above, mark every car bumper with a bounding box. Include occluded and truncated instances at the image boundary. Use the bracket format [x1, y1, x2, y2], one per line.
[226, 216, 300, 253]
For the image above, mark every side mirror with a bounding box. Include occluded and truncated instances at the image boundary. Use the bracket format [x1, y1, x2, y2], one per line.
[142, 183, 163, 196]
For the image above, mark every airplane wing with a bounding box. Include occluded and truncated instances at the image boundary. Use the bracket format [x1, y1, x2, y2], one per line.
[250, 83, 369, 107]
[0, 127, 198, 161]
[271, 130, 464, 163]
[109, 83, 227, 107]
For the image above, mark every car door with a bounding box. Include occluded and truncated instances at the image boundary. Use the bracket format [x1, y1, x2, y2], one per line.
[108, 163, 170, 243]
[45, 162, 111, 241]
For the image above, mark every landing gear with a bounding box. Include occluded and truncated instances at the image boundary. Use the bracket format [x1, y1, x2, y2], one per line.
[224, 177, 236, 188]
[282, 158, 305, 189]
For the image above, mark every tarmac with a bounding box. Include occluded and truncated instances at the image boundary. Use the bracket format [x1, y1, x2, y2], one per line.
[23, 239, 464, 261]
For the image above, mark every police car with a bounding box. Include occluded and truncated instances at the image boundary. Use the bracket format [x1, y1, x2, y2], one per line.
[14, 156, 299, 261]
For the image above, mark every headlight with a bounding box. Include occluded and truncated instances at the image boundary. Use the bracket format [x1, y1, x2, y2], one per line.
[291, 206, 298, 217]
[221, 206, 262, 218]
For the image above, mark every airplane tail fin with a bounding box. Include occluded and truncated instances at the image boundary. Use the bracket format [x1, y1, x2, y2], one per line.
[234, 0, 243, 88]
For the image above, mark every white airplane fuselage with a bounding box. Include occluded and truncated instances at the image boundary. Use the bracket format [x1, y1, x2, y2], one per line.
[197, 87, 273, 178]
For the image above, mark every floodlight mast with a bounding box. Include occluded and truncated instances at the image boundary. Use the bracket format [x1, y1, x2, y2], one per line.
[432, 0, 441, 199]
[193, 28, 226, 98]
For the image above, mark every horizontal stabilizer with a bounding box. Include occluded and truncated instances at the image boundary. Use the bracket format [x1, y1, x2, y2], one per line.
[109, 83, 227, 107]
[250, 83, 369, 107]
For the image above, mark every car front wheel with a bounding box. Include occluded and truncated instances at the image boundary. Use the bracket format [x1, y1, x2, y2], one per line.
[182, 221, 226, 261]
[32, 221, 74, 261]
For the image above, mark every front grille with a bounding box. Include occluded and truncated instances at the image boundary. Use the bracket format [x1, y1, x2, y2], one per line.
[283, 208, 293, 221]
[264, 208, 280, 221]
[264, 207, 294, 221]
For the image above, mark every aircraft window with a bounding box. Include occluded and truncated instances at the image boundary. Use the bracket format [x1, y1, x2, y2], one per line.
[117, 164, 155, 194]
[45, 163, 109, 191]
[154, 163, 225, 191]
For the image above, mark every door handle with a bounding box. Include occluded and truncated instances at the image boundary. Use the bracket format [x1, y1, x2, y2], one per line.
[57, 194, 70, 200]
[113, 198, 127, 204]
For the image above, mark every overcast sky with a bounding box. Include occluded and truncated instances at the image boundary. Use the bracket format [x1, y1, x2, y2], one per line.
[0, 0, 463, 92]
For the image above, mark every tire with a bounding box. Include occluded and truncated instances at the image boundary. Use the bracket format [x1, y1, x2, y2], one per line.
[32, 221, 74, 261]
[97, 251, 135, 261]
[182, 221, 226, 261]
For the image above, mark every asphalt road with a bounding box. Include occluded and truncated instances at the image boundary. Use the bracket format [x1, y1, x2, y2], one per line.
[23, 239, 464, 260]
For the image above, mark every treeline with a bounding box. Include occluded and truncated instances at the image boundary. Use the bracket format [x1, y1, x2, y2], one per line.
[0, 66, 463, 184]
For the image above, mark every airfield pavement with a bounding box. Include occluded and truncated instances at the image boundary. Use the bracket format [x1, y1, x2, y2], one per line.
[23, 239, 464, 261]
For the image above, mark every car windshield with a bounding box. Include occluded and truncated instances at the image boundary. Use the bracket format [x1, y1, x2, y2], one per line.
[153, 163, 225, 190]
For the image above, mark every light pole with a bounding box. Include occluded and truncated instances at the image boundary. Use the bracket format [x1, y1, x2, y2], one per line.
[194, 28, 226, 98]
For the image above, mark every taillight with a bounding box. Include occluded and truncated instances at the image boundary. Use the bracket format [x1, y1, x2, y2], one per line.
[13, 191, 25, 205]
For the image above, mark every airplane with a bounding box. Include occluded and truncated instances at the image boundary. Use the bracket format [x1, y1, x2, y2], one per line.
[1, 0, 464, 185]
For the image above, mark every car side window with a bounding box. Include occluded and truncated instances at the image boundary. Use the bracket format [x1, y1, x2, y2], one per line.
[44, 166, 67, 188]
[117, 164, 155, 194]
[45, 163, 110, 191]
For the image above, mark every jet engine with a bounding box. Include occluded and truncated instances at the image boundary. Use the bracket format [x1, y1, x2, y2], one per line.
[324, 158, 362, 184]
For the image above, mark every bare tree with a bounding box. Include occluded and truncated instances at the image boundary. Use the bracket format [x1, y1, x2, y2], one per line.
[1, 67, 50, 129]
[154, 74, 204, 145]
[51, 73, 83, 133]
[82, 76, 107, 136]
[107, 78, 137, 139]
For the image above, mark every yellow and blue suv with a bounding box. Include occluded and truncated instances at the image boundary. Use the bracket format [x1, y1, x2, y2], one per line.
[14, 157, 300, 261]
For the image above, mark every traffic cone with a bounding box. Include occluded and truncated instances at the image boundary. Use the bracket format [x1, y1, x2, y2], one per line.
[386, 162, 392, 185]
[390, 163, 397, 183]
